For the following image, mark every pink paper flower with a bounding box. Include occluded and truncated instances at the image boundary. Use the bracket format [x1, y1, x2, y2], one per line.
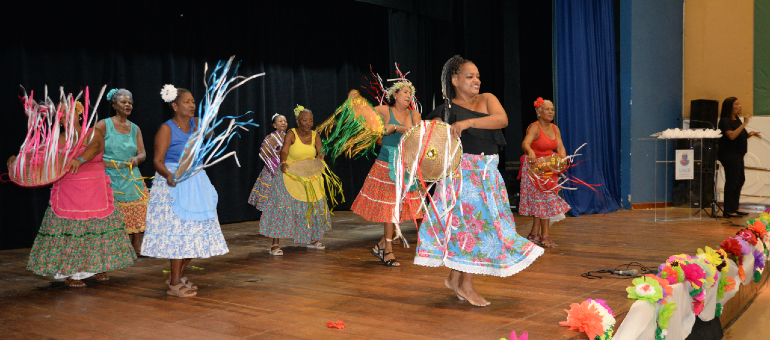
[681, 263, 706, 288]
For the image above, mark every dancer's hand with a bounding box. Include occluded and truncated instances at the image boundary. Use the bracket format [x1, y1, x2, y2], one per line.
[450, 121, 469, 140]
[166, 174, 176, 187]
[67, 158, 83, 174]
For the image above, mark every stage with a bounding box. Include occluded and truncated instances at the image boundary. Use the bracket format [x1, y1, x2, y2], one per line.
[0, 209, 762, 339]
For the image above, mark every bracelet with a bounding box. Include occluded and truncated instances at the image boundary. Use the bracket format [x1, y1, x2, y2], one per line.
[76, 157, 86, 164]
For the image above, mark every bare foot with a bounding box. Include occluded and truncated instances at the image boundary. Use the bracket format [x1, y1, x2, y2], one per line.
[455, 285, 490, 307]
[444, 277, 465, 301]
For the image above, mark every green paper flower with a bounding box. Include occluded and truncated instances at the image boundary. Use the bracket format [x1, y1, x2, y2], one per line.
[715, 303, 723, 317]
[658, 302, 677, 330]
[754, 270, 762, 283]
[626, 276, 664, 302]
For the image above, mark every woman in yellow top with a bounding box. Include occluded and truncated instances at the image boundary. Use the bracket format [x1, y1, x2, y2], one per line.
[259, 106, 330, 253]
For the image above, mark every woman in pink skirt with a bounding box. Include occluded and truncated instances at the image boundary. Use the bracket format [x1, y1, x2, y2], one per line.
[520, 98, 570, 248]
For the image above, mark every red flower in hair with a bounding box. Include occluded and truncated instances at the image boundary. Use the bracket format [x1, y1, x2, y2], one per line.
[534, 97, 544, 109]
[720, 238, 743, 257]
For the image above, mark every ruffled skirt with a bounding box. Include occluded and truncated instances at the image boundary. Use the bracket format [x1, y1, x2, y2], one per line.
[140, 173, 228, 259]
[350, 160, 424, 223]
[248, 167, 274, 211]
[27, 202, 136, 279]
[259, 174, 331, 244]
[518, 160, 571, 218]
[414, 154, 543, 277]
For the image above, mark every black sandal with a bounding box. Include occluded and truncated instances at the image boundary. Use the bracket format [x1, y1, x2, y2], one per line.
[371, 244, 384, 260]
[381, 252, 400, 267]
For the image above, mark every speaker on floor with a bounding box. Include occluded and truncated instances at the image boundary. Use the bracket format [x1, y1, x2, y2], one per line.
[690, 99, 719, 129]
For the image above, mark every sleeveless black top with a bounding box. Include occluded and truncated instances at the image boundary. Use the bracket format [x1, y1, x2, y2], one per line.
[426, 103, 506, 155]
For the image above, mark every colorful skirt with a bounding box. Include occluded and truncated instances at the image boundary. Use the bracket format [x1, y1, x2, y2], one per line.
[351, 160, 424, 223]
[414, 154, 543, 277]
[140, 173, 229, 259]
[27, 202, 136, 279]
[248, 167, 273, 211]
[117, 186, 149, 234]
[259, 174, 331, 244]
[518, 160, 571, 218]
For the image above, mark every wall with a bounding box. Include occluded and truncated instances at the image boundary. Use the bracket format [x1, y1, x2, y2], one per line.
[756, 0, 770, 115]
[620, 0, 684, 207]
[682, 0, 754, 117]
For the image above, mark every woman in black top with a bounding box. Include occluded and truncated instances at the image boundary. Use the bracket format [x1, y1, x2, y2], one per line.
[415, 56, 543, 307]
[718, 97, 761, 217]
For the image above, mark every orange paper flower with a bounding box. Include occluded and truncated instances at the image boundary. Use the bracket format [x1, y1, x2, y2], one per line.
[738, 264, 746, 282]
[750, 221, 768, 239]
[646, 274, 673, 300]
[724, 276, 736, 292]
[559, 301, 605, 340]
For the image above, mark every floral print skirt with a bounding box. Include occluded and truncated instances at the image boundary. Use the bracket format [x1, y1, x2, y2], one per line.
[518, 160, 571, 218]
[248, 167, 274, 211]
[140, 174, 229, 259]
[118, 186, 149, 234]
[414, 154, 543, 277]
[259, 174, 331, 244]
[351, 160, 424, 223]
[27, 202, 136, 278]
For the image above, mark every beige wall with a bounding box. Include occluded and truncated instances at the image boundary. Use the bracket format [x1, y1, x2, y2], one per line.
[683, 0, 754, 118]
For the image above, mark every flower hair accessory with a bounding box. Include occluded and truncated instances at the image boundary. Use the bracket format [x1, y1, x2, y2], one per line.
[534, 97, 544, 109]
[75, 101, 84, 115]
[293, 104, 305, 117]
[160, 84, 178, 103]
[385, 81, 416, 101]
[106, 88, 118, 102]
[271, 113, 281, 121]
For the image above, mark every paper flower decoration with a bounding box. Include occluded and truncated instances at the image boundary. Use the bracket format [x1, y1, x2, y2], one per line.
[697, 246, 723, 270]
[658, 264, 684, 285]
[720, 238, 744, 257]
[385, 81, 416, 100]
[502, 331, 528, 340]
[715, 249, 730, 272]
[655, 302, 677, 340]
[693, 258, 717, 289]
[753, 248, 766, 271]
[560, 299, 615, 340]
[737, 229, 758, 246]
[681, 263, 706, 289]
[106, 88, 118, 102]
[748, 220, 768, 239]
[160, 84, 178, 103]
[627, 276, 664, 303]
[647, 274, 673, 301]
[534, 97, 544, 109]
[293, 104, 305, 117]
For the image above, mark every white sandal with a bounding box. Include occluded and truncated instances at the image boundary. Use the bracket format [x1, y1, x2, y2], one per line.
[270, 245, 284, 256]
[306, 241, 326, 249]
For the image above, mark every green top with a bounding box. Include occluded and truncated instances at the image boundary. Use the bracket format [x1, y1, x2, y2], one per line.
[103, 118, 143, 202]
[376, 108, 413, 162]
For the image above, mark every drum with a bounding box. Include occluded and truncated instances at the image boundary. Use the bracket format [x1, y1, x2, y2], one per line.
[399, 121, 462, 182]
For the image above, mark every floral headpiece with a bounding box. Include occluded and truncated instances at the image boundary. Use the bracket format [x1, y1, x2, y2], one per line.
[534, 97, 545, 109]
[160, 84, 178, 103]
[386, 81, 416, 101]
[106, 88, 118, 102]
[559, 298, 615, 340]
[293, 104, 305, 117]
[75, 101, 83, 115]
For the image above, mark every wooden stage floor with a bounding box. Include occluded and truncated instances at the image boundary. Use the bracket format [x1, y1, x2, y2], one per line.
[0, 209, 753, 339]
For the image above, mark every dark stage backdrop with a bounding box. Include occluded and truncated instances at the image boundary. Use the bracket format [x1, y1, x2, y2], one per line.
[0, 0, 524, 249]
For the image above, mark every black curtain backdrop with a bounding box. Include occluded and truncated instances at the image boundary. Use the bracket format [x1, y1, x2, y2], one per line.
[0, 0, 525, 249]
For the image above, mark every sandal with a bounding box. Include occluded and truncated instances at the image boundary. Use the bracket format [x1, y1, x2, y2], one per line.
[307, 241, 326, 249]
[526, 234, 540, 245]
[540, 236, 558, 248]
[165, 276, 198, 290]
[94, 273, 110, 282]
[64, 278, 86, 288]
[381, 252, 401, 267]
[167, 282, 197, 298]
[371, 244, 384, 261]
[270, 245, 284, 256]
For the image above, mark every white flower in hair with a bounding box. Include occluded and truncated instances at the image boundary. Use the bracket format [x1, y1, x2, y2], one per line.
[160, 84, 178, 103]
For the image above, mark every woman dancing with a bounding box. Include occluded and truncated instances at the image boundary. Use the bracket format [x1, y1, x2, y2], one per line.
[140, 87, 228, 298]
[349, 87, 423, 267]
[12, 101, 135, 287]
[95, 88, 149, 255]
[415, 56, 543, 306]
[520, 98, 570, 248]
[259, 106, 330, 251]
[248, 113, 288, 255]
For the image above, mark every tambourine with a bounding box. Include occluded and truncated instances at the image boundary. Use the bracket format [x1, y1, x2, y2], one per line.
[399, 121, 462, 182]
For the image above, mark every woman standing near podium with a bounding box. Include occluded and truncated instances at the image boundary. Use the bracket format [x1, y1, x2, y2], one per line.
[718, 97, 761, 218]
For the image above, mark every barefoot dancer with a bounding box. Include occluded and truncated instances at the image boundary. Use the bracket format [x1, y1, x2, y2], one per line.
[414, 56, 543, 306]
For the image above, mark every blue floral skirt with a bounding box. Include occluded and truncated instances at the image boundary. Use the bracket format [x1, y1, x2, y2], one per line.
[414, 154, 543, 277]
[140, 172, 229, 259]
